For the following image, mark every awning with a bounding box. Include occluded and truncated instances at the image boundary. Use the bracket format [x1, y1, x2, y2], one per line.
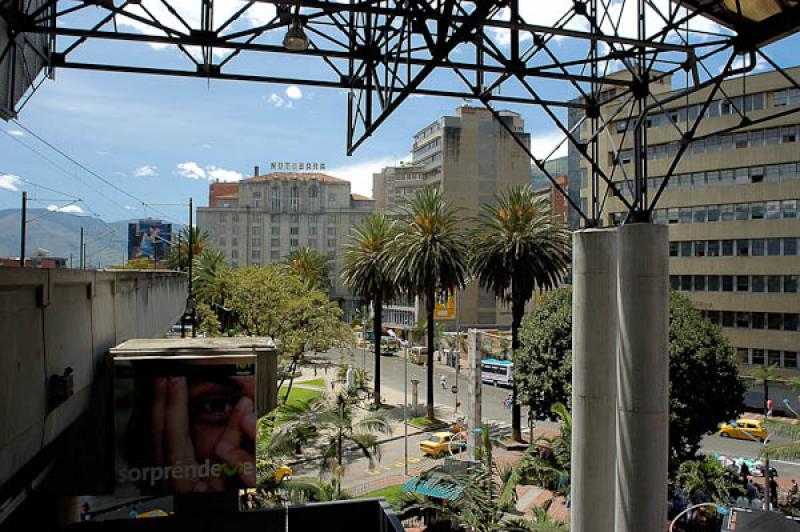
[403, 477, 463, 502]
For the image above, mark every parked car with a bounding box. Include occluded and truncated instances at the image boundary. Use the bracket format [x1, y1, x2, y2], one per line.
[419, 431, 467, 458]
[718, 419, 767, 442]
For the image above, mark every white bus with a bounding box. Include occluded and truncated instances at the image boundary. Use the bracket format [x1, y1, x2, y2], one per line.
[481, 359, 513, 387]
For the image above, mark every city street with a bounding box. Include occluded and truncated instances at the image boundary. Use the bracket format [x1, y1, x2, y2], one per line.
[305, 347, 800, 491]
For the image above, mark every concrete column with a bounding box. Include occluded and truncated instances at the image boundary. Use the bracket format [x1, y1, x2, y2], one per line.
[615, 223, 670, 532]
[571, 229, 618, 532]
[467, 328, 482, 457]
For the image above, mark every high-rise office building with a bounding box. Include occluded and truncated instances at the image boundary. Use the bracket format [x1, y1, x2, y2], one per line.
[373, 106, 532, 332]
[569, 68, 800, 406]
[197, 168, 375, 320]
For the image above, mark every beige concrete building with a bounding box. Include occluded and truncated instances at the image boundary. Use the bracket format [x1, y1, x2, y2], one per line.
[373, 106, 532, 332]
[197, 170, 375, 320]
[570, 68, 800, 407]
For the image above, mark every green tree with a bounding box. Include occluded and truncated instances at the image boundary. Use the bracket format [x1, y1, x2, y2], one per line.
[269, 392, 391, 493]
[515, 289, 746, 463]
[514, 290, 573, 422]
[285, 246, 330, 292]
[168, 226, 209, 271]
[504, 404, 572, 499]
[386, 186, 469, 420]
[341, 213, 399, 407]
[471, 185, 569, 441]
[676, 456, 739, 504]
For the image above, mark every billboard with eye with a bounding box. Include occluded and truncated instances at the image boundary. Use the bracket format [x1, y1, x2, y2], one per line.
[113, 355, 256, 496]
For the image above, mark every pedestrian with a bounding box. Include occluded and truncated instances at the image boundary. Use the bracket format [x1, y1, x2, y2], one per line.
[791, 479, 798, 498]
[770, 477, 779, 507]
[80, 502, 91, 522]
[740, 462, 750, 486]
[440, 374, 447, 390]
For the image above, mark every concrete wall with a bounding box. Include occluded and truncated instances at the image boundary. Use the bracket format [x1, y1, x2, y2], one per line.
[0, 268, 187, 493]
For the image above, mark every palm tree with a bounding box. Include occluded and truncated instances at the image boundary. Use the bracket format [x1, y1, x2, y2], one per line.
[269, 392, 392, 494]
[285, 246, 330, 292]
[193, 249, 230, 304]
[471, 185, 569, 441]
[504, 403, 572, 499]
[168, 226, 210, 271]
[341, 213, 399, 407]
[386, 186, 469, 420]
[676, 456, 738, 504]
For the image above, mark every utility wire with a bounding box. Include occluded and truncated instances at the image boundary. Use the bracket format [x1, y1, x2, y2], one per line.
[10, 120, 185, 225]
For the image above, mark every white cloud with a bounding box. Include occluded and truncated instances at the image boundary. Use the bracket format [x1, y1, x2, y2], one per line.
[286, 85, 303, 100]
[7, 129, 25, 137]
[0, 173, 21, 192]
[96, 150, 108, 156]
[125, 205, 135, 211]
[134, 165, 157, 177]
[177, 161, 207, 179]
[201, 143, 212, 149]
[47, 203, 84, 214]
[328, 156, 410, 197]
[530, 130, 568, 160]
[175, 162, 242, 182]
[207, 166, 242, 182]
[266, 93, 292, 108]
[115, 0, 277, 55]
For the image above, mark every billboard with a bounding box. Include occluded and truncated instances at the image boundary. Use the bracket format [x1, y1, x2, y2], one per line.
[128, 220, 172, 262]
[434, 292, 456, 320]
[113, 355, 256, 496]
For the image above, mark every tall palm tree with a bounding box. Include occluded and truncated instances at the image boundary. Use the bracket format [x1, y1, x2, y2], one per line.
[341, 213, 399, 407]
[285, 246, 330, 292]
[386, 186, 469, 420]
[471, 185, 569, 441]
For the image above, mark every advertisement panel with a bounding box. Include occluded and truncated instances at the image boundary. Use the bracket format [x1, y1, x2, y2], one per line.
[114, 355, 256, 496]
[434, 292, 456, 320]
[128, 220, 173, 262]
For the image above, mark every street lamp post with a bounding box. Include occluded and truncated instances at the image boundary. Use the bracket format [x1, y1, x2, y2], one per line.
[404, 345, 409, 476]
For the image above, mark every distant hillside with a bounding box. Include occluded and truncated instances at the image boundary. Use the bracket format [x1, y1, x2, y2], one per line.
[0, 209, 182, 268]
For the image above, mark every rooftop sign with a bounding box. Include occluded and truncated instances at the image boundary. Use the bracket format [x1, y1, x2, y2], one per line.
[270, 162, 326, 171]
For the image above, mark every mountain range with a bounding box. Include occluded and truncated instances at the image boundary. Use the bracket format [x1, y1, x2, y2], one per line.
[0, 209, 181, 268]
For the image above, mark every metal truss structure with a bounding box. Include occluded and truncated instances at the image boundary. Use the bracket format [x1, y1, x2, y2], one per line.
[2, 0, 799, 225]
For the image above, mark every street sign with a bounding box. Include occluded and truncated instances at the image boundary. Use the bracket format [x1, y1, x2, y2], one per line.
[434, 292, 456, 319]
[451, 384, 458, 394]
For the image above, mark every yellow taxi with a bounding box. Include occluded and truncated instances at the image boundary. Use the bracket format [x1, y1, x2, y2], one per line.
[718, 419, 767, 442]
[419, 431, 466, 458]
[258, 459, 293, 482]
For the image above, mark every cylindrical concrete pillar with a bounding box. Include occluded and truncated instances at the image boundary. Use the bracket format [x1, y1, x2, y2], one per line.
[571, 228, 619, 532]
[615, 223, 670, 532]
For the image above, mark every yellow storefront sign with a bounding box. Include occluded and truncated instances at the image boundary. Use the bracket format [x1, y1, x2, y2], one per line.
[434, 292, 456, 319]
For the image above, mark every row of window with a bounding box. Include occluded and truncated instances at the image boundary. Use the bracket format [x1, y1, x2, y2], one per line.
[415, 151, 443, 167]
[613, 124, 799, 165]
[221, 237, 338, 249]
[669, 238, 799, 258]
[248, 187, 338, 212]
[614, 199, 800, 225]
[614, 92, 769, 133]
[219, 213, 342, 224]
[671, 274, 799, 294]
[701, 310, 799, 332]
[601, 161, 800, 193]
[737, 348, 800, 369]
[232, 248, 337, 262]
[413, 136, 442, 157]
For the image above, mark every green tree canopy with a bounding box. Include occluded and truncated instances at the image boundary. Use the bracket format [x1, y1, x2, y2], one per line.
[285, 246, 331, 292]
[514, 288, 745, 463]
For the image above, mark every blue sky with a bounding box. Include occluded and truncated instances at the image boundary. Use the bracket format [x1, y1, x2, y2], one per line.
[1, 1, 798, 225]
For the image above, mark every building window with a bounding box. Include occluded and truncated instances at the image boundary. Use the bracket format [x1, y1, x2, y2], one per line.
[785, 314, 799, 331]
[784, 200, 798, 218]
[290, 186, 300, 212]
[736, 275, 749, 292]
[752, 312, 766, 329]
[271, 186, 281, 210]
[768, 313, 783, 330]
[681, 275, 691, 291]
[707, 240, 720, 256]
[707, 205, 720, 222]
[784, 352, 798, 369]
[309, 238, 317, 248]
[231, 237, 238, 247]
[253, 191, 261, 208]
[272, 226, 280, 236]
[327, 238, 336, 248]
[768, 275, 782, 292]
[290, 239, 298, 247]
[693, 275, 706, 291]
[721, 240, 734, 256]
[751, 239, 765, 256]
[769, 350, 782, 366]
[251, 238, 260, 248]
[252, 250, 261, 260]
[752, 276, 765, 292]
[785, 275, 799, 293]
[291, 214, 300, 224]
[669, 242, 679, 257]
[722, 276, 733, 292]
[231, 250, 239, 259]
[219, 237, 226, 246]
[309, 185, 320, 210]
[751, 202, 765, 219]
[785, 238, 798, 256]
[290, 227, 299, 236]
[708, 275, 720, 291]
[736, 239, 749, 256]
[751, 349, 765, 366]
[252, 226, 261, 235]
[309, 226, 317, 236]
[679, 242, 692, 257]
[767, 238, 781, 256]
[328, 193, 337, 206]
[271, 238, 280, 247]
[722, 311, 735, 327]
[271, 250, 280, 261]
[736, 312, 750, 328]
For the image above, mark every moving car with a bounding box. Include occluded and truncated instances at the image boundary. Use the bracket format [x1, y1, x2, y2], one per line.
[718, 419, 767, 442]
[419, 431, 467, 458]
